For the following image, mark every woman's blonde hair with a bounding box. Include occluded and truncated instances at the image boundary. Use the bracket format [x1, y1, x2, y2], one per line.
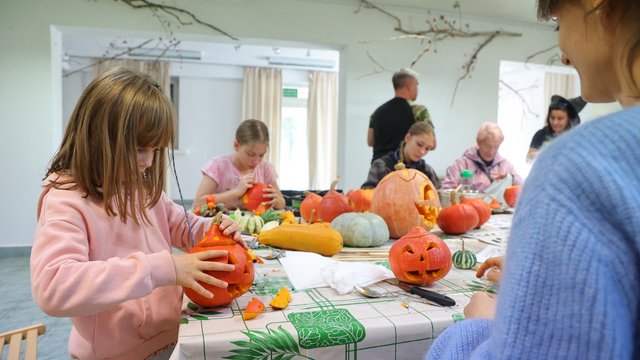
[47, 67, 175, 224]
[399, 121, 435, 163]
[236, 119, 269, 145]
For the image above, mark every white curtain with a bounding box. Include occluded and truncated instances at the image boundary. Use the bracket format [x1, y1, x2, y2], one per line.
[242, 67, 283, 172]
[307, 71, 339, 189]
[544, 72, 577, 124]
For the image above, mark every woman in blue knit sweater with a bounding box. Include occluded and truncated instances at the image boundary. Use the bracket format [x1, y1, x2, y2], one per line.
[427, 0, 640, 358]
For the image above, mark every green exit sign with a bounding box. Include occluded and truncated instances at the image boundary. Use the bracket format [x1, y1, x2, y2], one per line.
[283, 88, 298, 98]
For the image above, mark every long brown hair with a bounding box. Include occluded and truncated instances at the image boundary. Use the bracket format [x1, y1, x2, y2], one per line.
[235, 119, 269, 145]
[537, 0, 640, 96]
[46, 67, 174, 224]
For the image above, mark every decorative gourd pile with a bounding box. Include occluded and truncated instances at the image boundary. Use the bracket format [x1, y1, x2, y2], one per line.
[371, 163, 440, 238]
[388, 226, 452, 285]
[330, 212, 389, 247]
[234, 209, 265, 234]
[193, 195, 228, 217]
[183, 213, 254, 307]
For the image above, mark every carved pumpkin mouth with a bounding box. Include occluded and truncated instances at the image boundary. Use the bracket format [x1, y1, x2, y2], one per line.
[416, 182, 440, 226]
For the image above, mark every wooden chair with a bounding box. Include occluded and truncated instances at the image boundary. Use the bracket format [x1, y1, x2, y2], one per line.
[0, 324, 46, 360]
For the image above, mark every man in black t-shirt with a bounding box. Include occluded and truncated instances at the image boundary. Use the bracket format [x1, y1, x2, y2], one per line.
[367, 68, 420, 163]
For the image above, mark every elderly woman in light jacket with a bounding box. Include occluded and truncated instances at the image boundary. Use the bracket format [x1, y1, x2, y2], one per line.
[442, 122, 522, 192]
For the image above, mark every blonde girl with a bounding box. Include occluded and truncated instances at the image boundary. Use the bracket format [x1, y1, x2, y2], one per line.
[31, 67, 241, 359]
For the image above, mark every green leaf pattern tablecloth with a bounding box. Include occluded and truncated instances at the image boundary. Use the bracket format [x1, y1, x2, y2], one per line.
[171, 216, 509, 360]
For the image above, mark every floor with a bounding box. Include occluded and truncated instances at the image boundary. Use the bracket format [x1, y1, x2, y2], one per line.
[1, 255, 71, 359]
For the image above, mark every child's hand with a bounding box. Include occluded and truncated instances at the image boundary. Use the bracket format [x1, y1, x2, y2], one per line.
[261, 185, 284, 208]
[464, 291, 497, 319]
[235, 173, 254, 196]
[476, 256, 504, 283]
[219, 215, 241, 241]
[172, 251, 234, 298]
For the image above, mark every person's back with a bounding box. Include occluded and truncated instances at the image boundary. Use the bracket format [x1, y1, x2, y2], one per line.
[368, 68, 420, 162]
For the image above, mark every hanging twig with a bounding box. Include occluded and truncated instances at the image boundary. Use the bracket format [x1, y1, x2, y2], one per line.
[63, 38, 155, 77]
[525, 44, 558, 65]
[117, 0, 238, 41]
[356, 51, 393, 79]
[355, 0, 521, 106]
[499, 80, 539, 118]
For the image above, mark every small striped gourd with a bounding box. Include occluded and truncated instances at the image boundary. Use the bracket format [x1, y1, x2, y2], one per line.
[452, 239, 477, 270]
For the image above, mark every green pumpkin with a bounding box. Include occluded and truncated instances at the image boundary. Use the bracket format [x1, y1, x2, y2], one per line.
[330, 212, 389, 247]
[452, 239, 477, 269]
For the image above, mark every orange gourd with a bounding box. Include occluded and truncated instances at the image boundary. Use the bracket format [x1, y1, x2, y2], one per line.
[437, 192, 479, 235]
[242, 183, 269, 211]
[242, 297, 265, 320]
[317, 178, 354, 223]
[370, 163, 440, 238]
[346, 189, 374, 212]
[504, 185, 522, 208]
[461, 197, 491, 229]
[183, 213, 255, 307]
[388, 226, 452, 285]
[300, 191, 323, 223]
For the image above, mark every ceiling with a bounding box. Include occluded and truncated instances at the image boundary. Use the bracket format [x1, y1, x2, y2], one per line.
[345, 0, 544, 26]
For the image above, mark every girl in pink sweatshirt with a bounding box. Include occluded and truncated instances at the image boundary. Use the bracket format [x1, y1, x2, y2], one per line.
[31, 67, 241, 359]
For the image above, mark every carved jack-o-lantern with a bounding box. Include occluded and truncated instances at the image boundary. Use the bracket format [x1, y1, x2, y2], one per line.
[371, 163, 440, 238]
[183, 214, 254, 307]
[388, 226, 452, 285]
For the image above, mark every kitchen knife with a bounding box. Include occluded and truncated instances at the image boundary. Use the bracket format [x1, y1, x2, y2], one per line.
[385, 279, 456, 307]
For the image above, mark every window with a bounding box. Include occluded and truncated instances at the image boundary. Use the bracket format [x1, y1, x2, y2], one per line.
[278, 85, 309, 190]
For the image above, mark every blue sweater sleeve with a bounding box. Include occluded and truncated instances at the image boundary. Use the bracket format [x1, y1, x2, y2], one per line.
[426, 106, 640, 359]
[426, 319, 492, 359]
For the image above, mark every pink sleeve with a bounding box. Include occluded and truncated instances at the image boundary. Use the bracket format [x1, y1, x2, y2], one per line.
[160, 194, 210, 251]
[263, 162, 278, 185]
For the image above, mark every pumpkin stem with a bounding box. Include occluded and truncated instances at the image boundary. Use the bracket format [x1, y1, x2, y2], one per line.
[460, 238, 466, 252]
[211, 212, 224, 226]
[329, 177, 340, 191]
[309, 209, 316, 224]
[394, 162, 407, 171]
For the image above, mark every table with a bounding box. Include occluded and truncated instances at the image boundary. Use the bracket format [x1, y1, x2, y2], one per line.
[170, 214, 511, 360]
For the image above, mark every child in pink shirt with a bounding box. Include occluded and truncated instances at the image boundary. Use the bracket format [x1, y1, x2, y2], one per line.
[31, 67, 242, 359]
[194, 119, 285, 210]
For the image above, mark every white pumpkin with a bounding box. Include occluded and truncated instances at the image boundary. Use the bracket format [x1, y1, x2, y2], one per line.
[330, 212, 389, 247]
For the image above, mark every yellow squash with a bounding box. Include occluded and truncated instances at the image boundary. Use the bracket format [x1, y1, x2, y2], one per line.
[257, 223, 343, 256]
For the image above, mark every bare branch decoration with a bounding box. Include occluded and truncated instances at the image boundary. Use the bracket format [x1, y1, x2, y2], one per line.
[117, 0, 238, 41]
[355, 0, 522, 106]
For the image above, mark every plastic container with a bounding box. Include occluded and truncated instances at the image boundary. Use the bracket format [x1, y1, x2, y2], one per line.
[459, 169, 474, 191]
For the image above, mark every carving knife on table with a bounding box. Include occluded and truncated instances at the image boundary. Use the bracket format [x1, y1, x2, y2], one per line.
[385, 279, 456, 307]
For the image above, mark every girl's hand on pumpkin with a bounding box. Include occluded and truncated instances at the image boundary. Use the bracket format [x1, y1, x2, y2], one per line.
[476, 256, 504, 283]
[218, 215, 247, 248]
[172, 250, 235, 298]
[262, 186, 285, 209]
[234, 173, 254, 196]
[464, 291, 497, 319]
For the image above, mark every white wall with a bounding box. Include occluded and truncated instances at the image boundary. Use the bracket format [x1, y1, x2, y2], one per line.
[1, 0, 566, 247]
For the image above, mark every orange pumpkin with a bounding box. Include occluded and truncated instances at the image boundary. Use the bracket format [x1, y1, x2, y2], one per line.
[370, 163, 440, 238]
[461, 197, 491, 229]
[317, 179, 354, 223]
[388, 226, 452, 285]
[346, 189, 374, 212]
[437, 197, 479, 235]
[242, 183, 269, 211]
[183, 213, 254, 307]
[504, 185, 522, 208]
[300, 191, 323, 223]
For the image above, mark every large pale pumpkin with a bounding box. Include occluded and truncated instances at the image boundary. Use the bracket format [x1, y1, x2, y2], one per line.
[183, 213, 254, 307]
[371, 163, 440, 238]
[388, 226, 452, 285]
[330, 212, 389, 247]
